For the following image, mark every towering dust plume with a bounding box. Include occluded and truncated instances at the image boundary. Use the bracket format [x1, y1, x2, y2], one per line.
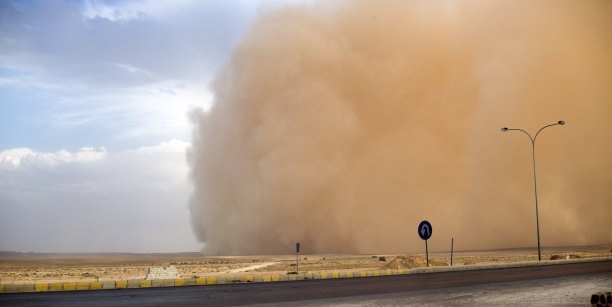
[188, 1, 612, 255]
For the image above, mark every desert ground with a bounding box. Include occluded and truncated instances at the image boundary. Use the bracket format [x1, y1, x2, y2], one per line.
[1, 245, 610, 284]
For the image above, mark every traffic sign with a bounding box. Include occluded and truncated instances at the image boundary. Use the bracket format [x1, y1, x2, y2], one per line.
[418, 220, 432, 240]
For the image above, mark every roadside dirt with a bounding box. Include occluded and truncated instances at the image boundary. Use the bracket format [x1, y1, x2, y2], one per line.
[1, 245, 610, 284]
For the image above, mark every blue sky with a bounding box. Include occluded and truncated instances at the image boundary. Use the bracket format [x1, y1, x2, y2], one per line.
[0, 0, 306, 252]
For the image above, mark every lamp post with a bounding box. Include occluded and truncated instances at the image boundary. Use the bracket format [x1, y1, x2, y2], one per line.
[501, 120, 565, 261]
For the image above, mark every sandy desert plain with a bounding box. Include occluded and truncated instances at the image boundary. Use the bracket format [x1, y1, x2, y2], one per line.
[1, 245, 611, 284]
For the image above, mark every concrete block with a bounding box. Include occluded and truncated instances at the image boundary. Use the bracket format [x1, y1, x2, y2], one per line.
[162, 279, 174, 287]
[312, 273, 321, 280]
[254, 276, 263, 282]
[245, 275, 254, 282]
[398, 269, 404, 274]
[231, 276, 245, 283]
[338, 272, 346, 278]
[90, 282, 102, 290]
[206, 277, 216, 285]
[139, 280, 151, 288]
[76, 281, 90, 290]
[63, 282, 76, 291]
[591, 292, 612, 305]
[4, 284, 33, 293]
[102, 281, 116, 289]
[216, 277, 227, 284]
[174, 279, 185, 286]
[391, 270, 398, 275]
[35, 283, 49, 292]
[127, 280, 140, 288]
[280, 275, 289, 281]
[288, 274, 297, 281]
[195, 278, 206, 285]
[151, 280, 163, 287]
[272, 275, 280, 282]
[366, 271, 374, 277]
[145, 265, 180, 280]
[115, 281, 127, 289]
[184, 278, 196, 286]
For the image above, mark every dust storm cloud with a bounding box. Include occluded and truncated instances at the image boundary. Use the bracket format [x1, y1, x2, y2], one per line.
[188, 1, 612, 255]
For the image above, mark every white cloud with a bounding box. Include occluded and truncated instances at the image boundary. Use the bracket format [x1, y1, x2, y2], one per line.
[0, 146, 107, 169]
[128, 139, 189, 154]
[113, 63, 151, 75]
[82, 0, 139, 22]
[0, 77, 19, 86]
[82, 0, 191, 22]
[0, 140, 198, 253]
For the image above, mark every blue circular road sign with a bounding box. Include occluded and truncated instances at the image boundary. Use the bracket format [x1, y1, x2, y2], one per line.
[418, 220, 432, 240]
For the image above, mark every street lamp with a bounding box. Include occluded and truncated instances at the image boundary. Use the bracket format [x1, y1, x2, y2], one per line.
[501, 120, 565, 261]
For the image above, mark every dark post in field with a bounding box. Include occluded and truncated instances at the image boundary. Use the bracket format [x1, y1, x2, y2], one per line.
[450, 238, 454, 266]
[296, 242, 300, 274]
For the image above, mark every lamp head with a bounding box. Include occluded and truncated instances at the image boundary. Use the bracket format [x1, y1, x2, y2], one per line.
[558, 120, 565, 125]
[501, 127, 508, 132]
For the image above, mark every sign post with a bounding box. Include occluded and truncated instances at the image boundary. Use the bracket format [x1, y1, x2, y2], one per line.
[418, 220, 432, 267]
[296, 243, 300, 274]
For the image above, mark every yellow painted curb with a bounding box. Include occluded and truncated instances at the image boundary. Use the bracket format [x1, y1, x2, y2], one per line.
[373, 271, 380, 276]
[195, 278, 206, 285]
[76, 282, 90, 290]
[272, 275, 280, 282]
[35, 283, 48, 292]
[174, 279, 185, 286]
[206, 277, 216, 285]
[331, 273, 339, 279]
[386, 269, 392, 275]
[0, 284, 3, 293]
[245, 275, 253, 282]
[49, 282, 62, 291]
[360, 271, 367, 277]
[346, 272, 353, 278]
[263, 275, 271, 282]
[320, 273, 328, 279]
[398, 269, 404, 274]
[91, 282, 102, 290]
[63, 282, 76, 291]
[140, 280, 151, 287]
[116, 281, 127, 289]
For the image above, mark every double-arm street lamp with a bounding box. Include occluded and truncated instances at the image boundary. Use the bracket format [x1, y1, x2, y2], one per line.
[501, 120, 565, 261]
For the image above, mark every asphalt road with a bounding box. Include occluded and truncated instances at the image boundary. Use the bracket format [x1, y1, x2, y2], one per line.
[285, 271, 612, 306]
[1, 261, 610, 306]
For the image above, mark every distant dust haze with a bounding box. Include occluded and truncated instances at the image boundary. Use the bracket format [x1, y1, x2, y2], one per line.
[188, 0, 612, 255]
